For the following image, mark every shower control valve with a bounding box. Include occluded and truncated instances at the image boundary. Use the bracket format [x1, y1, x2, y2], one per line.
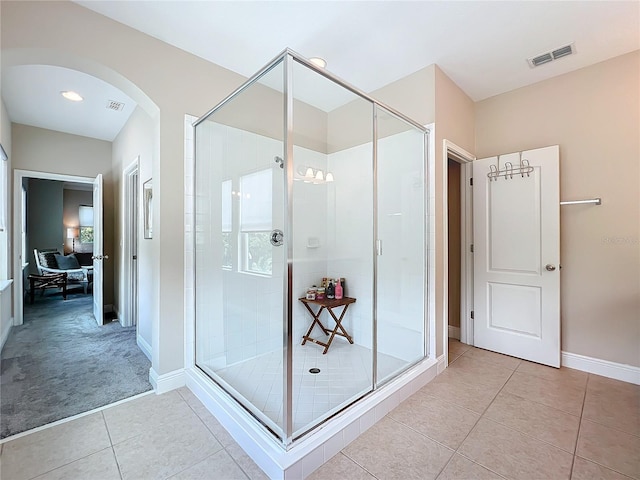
[270, 229, 284, 247]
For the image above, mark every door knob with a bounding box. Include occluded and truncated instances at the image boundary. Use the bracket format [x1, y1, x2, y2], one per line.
[545, 264, 556, 271]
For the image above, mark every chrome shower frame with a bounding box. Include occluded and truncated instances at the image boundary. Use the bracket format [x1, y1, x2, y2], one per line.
[193, 48, 431, 449]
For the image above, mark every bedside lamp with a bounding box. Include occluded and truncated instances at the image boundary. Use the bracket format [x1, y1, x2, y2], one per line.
[67, 227, 79, 253]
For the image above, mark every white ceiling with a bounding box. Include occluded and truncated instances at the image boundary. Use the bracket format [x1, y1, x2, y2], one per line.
[2, 65, 136, 142]
[3, 1, 639, 141]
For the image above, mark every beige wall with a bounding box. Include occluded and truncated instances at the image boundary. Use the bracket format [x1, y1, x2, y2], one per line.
[11, 124, 115, 304]
[373, 65, 437, 126]
[112, 106, 154, 351]
[476, 51, 640, 367]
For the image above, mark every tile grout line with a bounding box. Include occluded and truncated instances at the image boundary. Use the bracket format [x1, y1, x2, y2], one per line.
[102, 411, 124, 480]
[576, 381, 640, 439]
[16, 411, 122, 480]
[572, 454, 637, 480]
[338, 451, 381, 479]
[493, 369, 587, 418]
[439, 357, 520, 480]
[568, 372, 590, 478]
[453, 345, 601, 478]
[571, 374, 638, 479]
[385, 343, 516, 479]
[176, 388, 253, 479]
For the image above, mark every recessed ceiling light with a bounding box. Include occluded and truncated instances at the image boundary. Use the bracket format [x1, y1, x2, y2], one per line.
[61, 91, 83, 102]
[309, 57, 327, 69]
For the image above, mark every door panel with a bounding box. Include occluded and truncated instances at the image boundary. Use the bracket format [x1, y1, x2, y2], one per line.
[93, 173, 104, 326]
[473, 146, 560, 367]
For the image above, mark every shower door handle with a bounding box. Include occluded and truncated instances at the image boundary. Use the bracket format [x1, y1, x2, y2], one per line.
[270, 229, 284, 247]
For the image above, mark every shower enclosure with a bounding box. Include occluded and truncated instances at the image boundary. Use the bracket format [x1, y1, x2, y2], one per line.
[193, 49, 428, 448]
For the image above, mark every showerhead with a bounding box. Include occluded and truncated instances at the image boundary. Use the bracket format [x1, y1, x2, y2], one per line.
[274, 156, 284, 169]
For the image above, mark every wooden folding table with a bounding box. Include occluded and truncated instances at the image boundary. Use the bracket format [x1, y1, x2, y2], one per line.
[299, 296, 356, 354]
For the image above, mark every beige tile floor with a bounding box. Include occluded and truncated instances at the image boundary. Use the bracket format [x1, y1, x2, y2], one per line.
[1, 340, 638, 479]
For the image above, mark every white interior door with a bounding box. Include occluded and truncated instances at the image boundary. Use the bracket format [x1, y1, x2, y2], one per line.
[92, 173, 104, 326]
[473, 145, 560, 367]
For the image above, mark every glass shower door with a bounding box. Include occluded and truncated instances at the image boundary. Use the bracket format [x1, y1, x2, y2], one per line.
[375, 106, 427, 384]
[194, 59, 287, 438]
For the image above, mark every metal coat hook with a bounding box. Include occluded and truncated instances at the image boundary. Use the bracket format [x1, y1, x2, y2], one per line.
[487, 152, 534, 181]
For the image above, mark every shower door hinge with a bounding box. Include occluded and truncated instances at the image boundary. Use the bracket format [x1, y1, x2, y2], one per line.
[470, 244, 474, 253]
[470, 177, 473, 186]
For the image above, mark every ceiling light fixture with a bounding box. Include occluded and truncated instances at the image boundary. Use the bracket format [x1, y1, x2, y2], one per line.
[61, 91, 83, 102]
[309, 57, 327, 69]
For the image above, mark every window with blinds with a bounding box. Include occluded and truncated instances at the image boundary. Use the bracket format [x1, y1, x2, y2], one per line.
[79, 205, 94, 244]
[239, 169, 272, 275]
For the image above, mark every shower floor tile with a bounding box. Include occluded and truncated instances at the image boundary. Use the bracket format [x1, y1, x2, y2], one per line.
[203, 340, 407, 433]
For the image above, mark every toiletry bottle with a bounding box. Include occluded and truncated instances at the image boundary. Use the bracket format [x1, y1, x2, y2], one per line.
[327, 280, 335, 299]
[335, 279, 343, 300]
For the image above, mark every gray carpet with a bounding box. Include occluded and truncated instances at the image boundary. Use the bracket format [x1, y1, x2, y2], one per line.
[1, 292, 152, 438]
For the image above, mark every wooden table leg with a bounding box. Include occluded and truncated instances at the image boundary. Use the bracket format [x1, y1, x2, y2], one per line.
[301, 304, 329, 346]
[322, 304, 354, 354]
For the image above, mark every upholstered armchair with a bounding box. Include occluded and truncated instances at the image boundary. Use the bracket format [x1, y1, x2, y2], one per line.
[33, 248, 92, 294]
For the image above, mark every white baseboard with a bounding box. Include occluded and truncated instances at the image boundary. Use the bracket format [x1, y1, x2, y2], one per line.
[437, 354, 447, 374]
[448, 326, 460, 340]
[1, 317, 13, 352]
[137, 334, 152, 361]
[150, 367, 186, 394]
[562, 351, 640, 385]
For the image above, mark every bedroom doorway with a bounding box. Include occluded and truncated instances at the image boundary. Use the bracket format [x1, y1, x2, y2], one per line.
[13, 170, 104, 325]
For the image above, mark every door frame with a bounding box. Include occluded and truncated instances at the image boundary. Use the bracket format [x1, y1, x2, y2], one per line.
[442, 141, 475, 363]
[121, 158, 139, 328]
[12, 169, 97, 325]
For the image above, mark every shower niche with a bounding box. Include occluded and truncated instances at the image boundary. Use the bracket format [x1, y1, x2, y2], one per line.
[191, 49, 430, 455]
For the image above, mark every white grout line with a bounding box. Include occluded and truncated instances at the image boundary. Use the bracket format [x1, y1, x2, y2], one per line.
[0, 390, 155, 445]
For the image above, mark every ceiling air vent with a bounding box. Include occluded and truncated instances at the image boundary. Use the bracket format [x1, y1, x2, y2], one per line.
[106, 100, 125, 111]
[552, 45, 574, 60]
[528, 43, 575, 68]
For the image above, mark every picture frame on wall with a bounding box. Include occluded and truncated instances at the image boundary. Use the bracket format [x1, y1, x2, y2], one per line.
[143, 178, 153, 239]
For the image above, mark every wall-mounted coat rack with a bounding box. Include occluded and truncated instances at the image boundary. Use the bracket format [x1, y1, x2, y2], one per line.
[487, 152, 534, 181]
[560, 198, 602, 206]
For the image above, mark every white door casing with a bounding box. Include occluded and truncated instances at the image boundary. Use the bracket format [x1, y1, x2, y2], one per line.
[122, 160, 139, 328]
[93, 173, 105, 326]
[473, 145, 560, 367]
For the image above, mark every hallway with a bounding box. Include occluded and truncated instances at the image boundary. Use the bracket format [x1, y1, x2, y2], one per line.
[0, 292, 151, 438]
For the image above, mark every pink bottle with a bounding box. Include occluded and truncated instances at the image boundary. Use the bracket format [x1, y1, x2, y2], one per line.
[335, 279, 343, 300]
